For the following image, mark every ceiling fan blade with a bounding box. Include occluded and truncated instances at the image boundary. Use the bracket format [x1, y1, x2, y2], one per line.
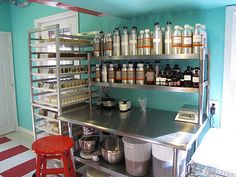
[28, 0, 107, 16]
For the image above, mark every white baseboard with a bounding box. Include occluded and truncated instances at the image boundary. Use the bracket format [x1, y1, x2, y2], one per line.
[17, 127, 33, 136]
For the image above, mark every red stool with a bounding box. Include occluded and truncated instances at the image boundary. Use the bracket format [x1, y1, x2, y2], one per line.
[32, 135, 76, 177]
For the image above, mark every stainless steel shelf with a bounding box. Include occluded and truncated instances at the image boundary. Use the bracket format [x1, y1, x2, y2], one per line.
[94, 54, 200, 61]
[30, 57, 87, 61]
[35, 125, 59, 135]
[34, 113, 59, 122]
[92, 82, 198, 93]
[74, 151, 152, 177]
[32, 87, 56, 93]
[32, 103, 58, 112]
[30, 41, 93, 48]
[62, 98, 89, 108]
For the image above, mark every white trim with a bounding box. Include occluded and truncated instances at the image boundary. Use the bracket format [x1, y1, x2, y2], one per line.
[34, 11, 79, 33]
[221, 6, 236, 129]
[16, 127, 33, 136]
[0, 32, 18, 131]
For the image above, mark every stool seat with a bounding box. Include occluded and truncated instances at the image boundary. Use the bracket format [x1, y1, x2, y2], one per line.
[32, 135, 76, 177]
[32, 135, 73, 155]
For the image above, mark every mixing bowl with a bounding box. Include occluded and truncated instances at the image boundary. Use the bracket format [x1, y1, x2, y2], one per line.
[100, 137, 124, 164]
[79, 135, 99, 154]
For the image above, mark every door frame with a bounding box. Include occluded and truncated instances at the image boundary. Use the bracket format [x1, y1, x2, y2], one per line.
[0, 32, 18, 133]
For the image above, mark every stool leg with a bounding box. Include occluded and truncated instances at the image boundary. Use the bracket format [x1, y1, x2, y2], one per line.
[62, 153, 70, 177]
[68, 152, 76, 177]
[42, 155, 47, 177]
[35, 154, 42, 177]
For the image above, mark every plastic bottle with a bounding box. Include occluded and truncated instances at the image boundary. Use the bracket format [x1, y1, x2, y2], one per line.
[182, 24, 192, 54]
[138, 30, 144, 55]
[164, 22, 172, 54]
[193, 24, 203, 54]
[172, 25, 182, 54]
[113, 28, 121, 56]
[129, 26, 138, 55]
[143, 29, 151, 55]
[153, 22, 163, 55]
[121, 26, 129, 56]
[105, 33, 113, 56]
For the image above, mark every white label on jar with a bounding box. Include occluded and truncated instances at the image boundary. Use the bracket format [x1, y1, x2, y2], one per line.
[128, 71, 135, 80]
[165, 39, 172, 43]
[129, 40, 137, 44]
[121, 42, 128, 46]
[153, 38, 161, 43]
[193, 35, 201, 43]
[184, 75, 191, 81]
[146, 72, 155, 82]
[173, 36, 182, 44]
[183, 37, 192, 45]
[108, 71, 114, 79]
[113, 43, 120, 47]
[192, 77, 199, 83]
[136, 71, 144, 80]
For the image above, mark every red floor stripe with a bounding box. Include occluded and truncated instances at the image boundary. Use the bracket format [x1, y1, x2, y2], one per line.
[0, 137, 11, 144]
[0, 145, 29, 161]
[0, 158, 36, 177]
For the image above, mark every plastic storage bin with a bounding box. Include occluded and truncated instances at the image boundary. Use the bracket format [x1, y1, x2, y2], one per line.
[122, 137, 152, 176]
[152, 144, 187, 177]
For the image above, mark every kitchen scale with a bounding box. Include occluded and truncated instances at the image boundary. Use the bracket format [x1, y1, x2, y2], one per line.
[175, 104, 198, 123]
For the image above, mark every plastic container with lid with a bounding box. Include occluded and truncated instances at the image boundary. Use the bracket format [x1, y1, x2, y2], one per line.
[152, 144, 187, 177]
[122, 137, 152, 176]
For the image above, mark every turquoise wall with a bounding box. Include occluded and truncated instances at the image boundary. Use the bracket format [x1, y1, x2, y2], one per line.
[10, 3, 66, 130]
[0, 1, 11, 31]
[80, 8, 225, 127]
[7, 3, 224, 130]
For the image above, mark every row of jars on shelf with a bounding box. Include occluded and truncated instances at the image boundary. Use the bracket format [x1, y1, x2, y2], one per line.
[38, 79, 88, 89]
[95, 63, 200, 88]
[94, 22, 207, 57]
[38, 66, 88, 74]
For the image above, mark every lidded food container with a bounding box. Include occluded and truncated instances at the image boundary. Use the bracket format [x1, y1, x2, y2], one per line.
[152, 144, 187, 177]
[122, 137, 152, 176]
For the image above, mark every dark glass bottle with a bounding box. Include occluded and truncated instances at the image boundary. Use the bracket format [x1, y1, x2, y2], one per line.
[145, 63, 155, 85]
[115, 64, 122, 83]
[172, 64, 181, 75]
[164, 64, 172, 76]
[192, 67, 200, 88]
[183, 66, 192, 87]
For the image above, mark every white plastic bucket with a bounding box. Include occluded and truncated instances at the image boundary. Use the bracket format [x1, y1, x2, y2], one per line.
[122, 137, 152, 176]
[152, 144, 187, 177]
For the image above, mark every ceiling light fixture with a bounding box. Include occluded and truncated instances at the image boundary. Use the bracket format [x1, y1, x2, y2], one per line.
[0, 0, 30, 7]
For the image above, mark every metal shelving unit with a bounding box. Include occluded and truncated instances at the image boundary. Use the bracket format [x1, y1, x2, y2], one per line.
[93, 48, 210, 126]
[28, 24, 95, 140]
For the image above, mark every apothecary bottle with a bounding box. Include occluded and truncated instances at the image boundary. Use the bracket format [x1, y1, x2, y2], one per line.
[93, 35, 100, 57]
[146, 63, 155, 85]
[108, 64, 115, 83]
[105, 33, 113, 56]
[102, 64, 108, 83]
[95, 64, 101, 82]
[127, 63, 135, 84]
[136, 63, 145, 85]
[182, 24, 192, 54]
[164, 22, 172, 54]
[183, 66, 192, 87]
[115, 64, 122, 83]
[122, 64, 128, 84]
[192, 67, 200, 88]
[172, 25, 182, 54]
[143, 29, 151, 55]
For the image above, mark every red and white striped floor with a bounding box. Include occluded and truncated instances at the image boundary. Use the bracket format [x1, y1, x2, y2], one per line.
[0, 137, 36, 177]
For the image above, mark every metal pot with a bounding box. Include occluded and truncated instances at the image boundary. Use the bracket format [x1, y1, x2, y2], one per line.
[100, 137, 124, 164]
[79, 135, 99, 154]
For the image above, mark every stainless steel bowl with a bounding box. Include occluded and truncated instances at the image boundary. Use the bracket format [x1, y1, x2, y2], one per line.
[79, 135, 99, 154]
[100, 137, 124, 164]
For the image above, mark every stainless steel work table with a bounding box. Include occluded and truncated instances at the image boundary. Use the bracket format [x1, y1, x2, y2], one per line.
[59, 104, 207, 177]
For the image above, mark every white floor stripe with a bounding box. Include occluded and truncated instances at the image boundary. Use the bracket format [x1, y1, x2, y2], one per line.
[0, 150, 35, 173]
[0, 141, 19, 152]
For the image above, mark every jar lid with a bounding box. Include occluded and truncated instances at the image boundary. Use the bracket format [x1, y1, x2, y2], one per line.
[145, 29, 150, 33]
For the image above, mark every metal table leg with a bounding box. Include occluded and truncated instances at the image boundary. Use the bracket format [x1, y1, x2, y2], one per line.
[172, 148, 179, 177]
[67, 122, 75, 169]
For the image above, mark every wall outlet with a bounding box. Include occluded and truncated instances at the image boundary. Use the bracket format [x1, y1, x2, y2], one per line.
[209, 100, 219, 115]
